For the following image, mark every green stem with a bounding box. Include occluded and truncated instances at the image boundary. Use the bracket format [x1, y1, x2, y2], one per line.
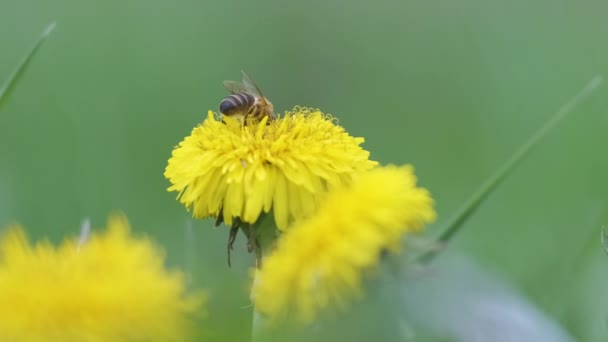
[249, 214, 279, 342]
[0, 22, 56, 110]
[419, 76, 603, 262]
[251, 270, 267, 342]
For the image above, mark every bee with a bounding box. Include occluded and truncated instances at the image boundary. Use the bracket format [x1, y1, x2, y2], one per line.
[220, 71, 275, 123]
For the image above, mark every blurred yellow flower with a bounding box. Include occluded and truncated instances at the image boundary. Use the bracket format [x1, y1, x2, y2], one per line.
[0, 215, 206, 342]
[251, 165, 435, 323]
[164, 107, 377, 230]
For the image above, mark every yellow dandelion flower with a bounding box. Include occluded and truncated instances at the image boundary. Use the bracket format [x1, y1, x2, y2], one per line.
[251, 165, 436, 323]
[0, 215, 206, 342]
[164, 107, 377, 230]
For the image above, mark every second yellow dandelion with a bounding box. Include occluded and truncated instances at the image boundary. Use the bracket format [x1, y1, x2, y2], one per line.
[251, 165, 436, 323]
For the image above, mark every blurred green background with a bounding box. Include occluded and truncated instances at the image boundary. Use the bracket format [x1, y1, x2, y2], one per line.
[1, 0, 608, 341]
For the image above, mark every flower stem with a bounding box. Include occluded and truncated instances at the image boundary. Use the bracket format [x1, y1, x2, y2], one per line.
[250, 214, 279, 342]
[419, 76, 603, 263]
[251, 269, 266, 342]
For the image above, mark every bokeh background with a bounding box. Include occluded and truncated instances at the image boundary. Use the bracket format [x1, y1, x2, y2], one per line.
[1, 0, 608, 341]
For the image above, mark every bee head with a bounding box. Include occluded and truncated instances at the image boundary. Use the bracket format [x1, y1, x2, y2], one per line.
[264, 98, 274, 117]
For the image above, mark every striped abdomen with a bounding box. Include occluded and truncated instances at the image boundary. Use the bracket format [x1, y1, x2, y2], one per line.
[219, 93, 255, 116]
[219, 93, 274, 122]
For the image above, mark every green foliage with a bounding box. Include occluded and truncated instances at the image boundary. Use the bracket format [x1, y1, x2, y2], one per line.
[1, 0, 608, 340]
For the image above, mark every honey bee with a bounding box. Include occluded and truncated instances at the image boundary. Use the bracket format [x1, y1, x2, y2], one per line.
[220, 71, 275, 123]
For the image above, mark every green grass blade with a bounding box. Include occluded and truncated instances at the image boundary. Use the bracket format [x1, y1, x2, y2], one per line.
[419, 76, 603, 263]
[601, 226, 608, 256]
[0, 22, 56, 110]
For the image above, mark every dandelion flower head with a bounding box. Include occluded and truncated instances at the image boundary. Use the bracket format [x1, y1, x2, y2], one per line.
[251, 165, 436, 323]
[0, 215, 206, 342]
[164, 107, 377, 230]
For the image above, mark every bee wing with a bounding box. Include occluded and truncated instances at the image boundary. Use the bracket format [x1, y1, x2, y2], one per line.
[240, 71, 264, 97]
[223, 80, 247, 94]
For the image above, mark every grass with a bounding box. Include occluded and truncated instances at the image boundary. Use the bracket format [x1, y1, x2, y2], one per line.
[2, 1, 608, 340]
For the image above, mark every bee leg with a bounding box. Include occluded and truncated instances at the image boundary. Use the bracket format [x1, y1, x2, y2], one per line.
[226, 218, 241, 267]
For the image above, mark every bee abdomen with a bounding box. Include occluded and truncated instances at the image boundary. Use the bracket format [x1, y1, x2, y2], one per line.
[219, 93, 255, 115]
